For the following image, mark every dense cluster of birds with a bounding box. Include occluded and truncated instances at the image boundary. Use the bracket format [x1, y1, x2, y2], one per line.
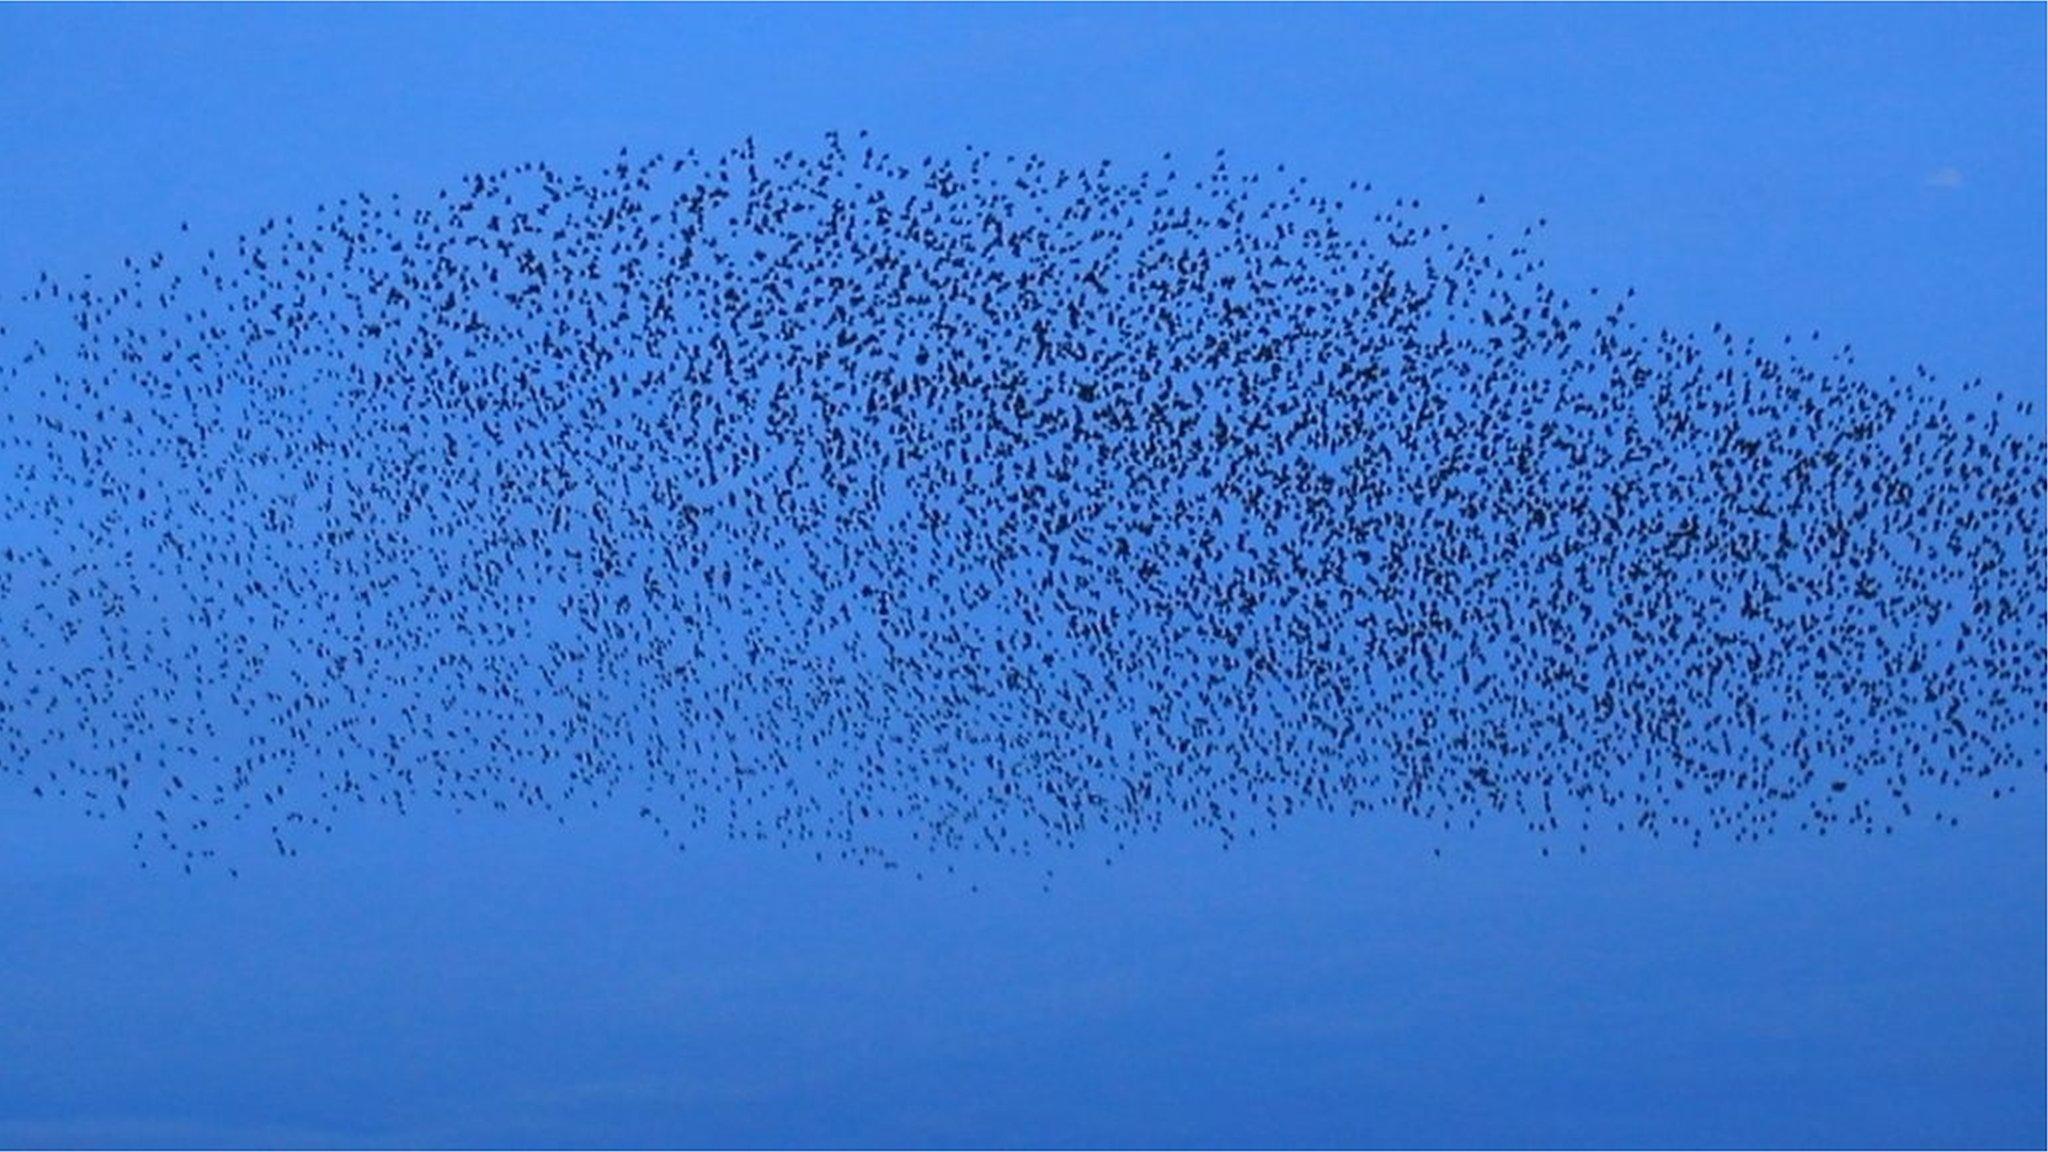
[1, 134, 2041, 874]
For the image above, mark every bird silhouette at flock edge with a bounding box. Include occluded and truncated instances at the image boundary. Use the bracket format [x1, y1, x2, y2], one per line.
[0, 133, 2040, 877]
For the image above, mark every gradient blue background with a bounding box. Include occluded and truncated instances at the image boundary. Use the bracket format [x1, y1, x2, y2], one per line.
[1, 6, 2042, 1148]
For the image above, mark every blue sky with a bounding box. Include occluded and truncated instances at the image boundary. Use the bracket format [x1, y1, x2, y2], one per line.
[0, 6, 2042, 1148]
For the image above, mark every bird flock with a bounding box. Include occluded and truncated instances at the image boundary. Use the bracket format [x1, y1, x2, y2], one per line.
[1, 134, 2041, 875]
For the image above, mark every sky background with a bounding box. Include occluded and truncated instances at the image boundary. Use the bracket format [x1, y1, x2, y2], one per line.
[0, 5, 2042, 1148]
